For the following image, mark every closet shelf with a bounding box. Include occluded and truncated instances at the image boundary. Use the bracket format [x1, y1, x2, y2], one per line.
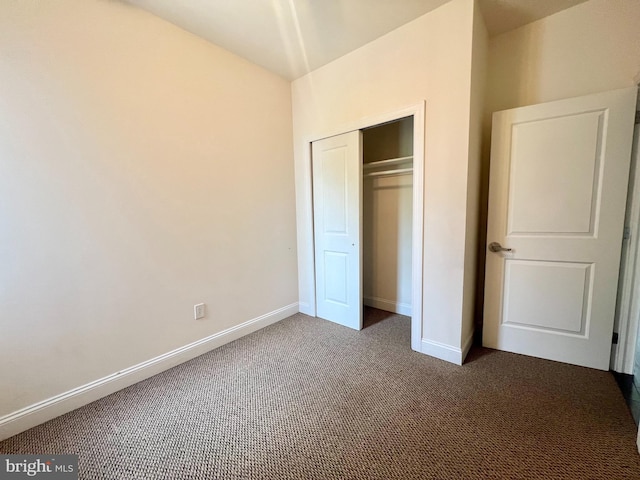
[363, 156, 413, 169]
[364, 167, 413, 178]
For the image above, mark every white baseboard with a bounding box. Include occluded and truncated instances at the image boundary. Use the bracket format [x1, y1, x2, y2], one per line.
[298, 301, 313, 316]
[0, 302, 299, 442]
[363, 296, 411, 316]
[421, 329, 474, 366]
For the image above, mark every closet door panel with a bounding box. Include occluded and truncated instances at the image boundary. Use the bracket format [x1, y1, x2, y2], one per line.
[312, 131, 362, 330]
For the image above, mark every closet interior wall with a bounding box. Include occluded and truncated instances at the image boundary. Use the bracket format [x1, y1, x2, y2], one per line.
[362, 117, 414, 316]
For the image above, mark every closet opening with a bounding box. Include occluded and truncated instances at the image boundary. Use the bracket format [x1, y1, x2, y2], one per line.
[362, 117, 414, 329]
[307, 101, 424, 351]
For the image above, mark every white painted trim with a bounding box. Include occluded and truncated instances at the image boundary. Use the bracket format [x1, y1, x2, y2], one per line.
[0, 303, 299, 442]
[363, 296, 412, 316]
[411, 103, 425, 353]
[306, 103, 427, 147]
[420, 330, 474, 366]
[298, 301, 312, 316]
[300, 101, 425, 353]
[613, 124, 640, 374]
[421, 339, 465, 366]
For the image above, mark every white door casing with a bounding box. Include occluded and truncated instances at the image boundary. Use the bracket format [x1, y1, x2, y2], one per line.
[312, 131, 363, 330]
[483, 87, 637, 370]
[613, 124, 640, 374]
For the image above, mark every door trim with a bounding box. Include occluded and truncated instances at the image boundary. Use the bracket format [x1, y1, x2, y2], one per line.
[613, 120, 640, 374]
[300, 101, 425, 351]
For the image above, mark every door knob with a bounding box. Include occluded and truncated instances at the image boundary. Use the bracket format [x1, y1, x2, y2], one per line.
[488, 242, 512, 253]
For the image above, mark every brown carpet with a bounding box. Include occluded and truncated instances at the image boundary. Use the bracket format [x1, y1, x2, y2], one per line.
[2, 308, 640, 479]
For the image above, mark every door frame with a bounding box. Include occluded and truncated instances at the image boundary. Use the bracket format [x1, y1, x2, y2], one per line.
[613, 117, 640, 374]
[301, 101, 425, 351]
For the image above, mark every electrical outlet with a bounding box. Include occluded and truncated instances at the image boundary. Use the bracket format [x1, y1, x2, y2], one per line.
[194, 303, 206, 320]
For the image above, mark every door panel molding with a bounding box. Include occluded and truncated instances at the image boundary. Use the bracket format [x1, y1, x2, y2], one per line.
[483, 86, 637, 370]
[312, 131, 362, 329]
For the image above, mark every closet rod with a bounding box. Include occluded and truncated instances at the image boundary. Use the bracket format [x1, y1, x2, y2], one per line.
[363, 167, 413, 178]
[363, 156, 413, 169]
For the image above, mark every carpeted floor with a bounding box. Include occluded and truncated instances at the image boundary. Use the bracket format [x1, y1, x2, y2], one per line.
[2, 308, 640, 479]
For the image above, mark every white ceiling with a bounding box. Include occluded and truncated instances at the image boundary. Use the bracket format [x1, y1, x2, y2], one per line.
[124, 0, 590, 80]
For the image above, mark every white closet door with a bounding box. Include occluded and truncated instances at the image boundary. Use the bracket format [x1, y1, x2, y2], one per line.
[483, 86, 637, 370]
[312, 131, 362, 330]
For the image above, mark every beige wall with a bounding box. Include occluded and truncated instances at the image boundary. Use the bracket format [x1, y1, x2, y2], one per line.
[462, 1, 488, 346]
[293, 0, 477, 353]
[487, 0, 640, 113]
[0, 0, 296, 419]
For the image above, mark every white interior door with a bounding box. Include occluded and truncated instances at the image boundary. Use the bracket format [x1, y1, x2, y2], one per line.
[483, 87, 637, 370]
[312, 131, 363, 330]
